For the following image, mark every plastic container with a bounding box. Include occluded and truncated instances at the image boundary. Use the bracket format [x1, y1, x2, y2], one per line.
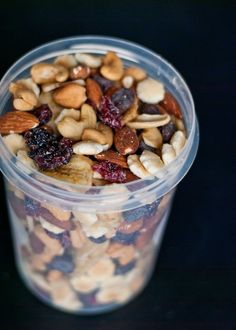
[0, 36, 199, 314]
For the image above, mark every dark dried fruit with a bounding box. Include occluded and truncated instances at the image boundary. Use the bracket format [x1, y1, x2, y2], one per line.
[111, 88, 135, 114]
[32, 104, 52, 125]
[122, 199, 160, 223]
[47, 253, 74, 273]
[92, 74, 114, 92]
[92, 161, 126, 183]
[114, 260, 136, 275]
[45, 230, 72, 249]
[138, 103, 161, 115]
[24, 196, 41, 216]
[98, 96, 121, 129]
[24, 127, 73, 170]
[112, 231, 139, 245]
[161, 121, 176, 142]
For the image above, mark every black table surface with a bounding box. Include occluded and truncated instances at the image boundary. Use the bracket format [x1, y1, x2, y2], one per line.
[0, 1, 235, 329]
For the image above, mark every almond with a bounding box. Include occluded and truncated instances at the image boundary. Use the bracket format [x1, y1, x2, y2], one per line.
[86, 78, 103, 109]
[114, 126, 139, 155]
[95, 150, 128, 168]
[53, 83, 87, 109]
[159, 92, 182, 118]
[0, 111, 39, 134]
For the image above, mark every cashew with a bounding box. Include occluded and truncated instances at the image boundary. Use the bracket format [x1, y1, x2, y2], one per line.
[54, 108, 80, 124]
[125, 66, 147, 81]
[73, 141, 106, 155]
[82, 122, 113, 146]
[127, 154, 150, 179]
[140, 150, 164, 177]
[54, 54, 77, 68]
[80, 103, 97, 129]
[53, 83, 87, 109]
[141, 127, 163, 148]
[121, 99, 139, 125]
[100, 51, 124, 81]
[75, 53, 102, 68]
[122, 76, 134, 88]
[16, 149, 38, 173]
[161, 143, 176, 165]
[127, 113, 170, 129]
[3, 134, 26, 154]
[41, 82, 62, 93]
[9, 78, 40, 97]
[137, 78, 165, 104]
[31, 63, 69, 84]
[175, 117, 185, 131]
[39, 92, 62, 116]
[13, 88, 38, 111]
[57, 117, 85, 140]
[170, 130, 186, 155]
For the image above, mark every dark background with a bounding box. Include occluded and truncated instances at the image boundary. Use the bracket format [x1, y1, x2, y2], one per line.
[0, 1, 235, 329]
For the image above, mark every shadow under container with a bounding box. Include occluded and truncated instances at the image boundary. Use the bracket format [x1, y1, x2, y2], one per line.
[0, 36, 199, 314]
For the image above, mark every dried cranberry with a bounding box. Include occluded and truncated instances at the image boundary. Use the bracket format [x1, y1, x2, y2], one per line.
[92, 75, 114, 92]
[25, 127, 73, 170]
[161, 121, 176, 142]
[138, 103, 161, 115]
[111, 88, 135, 114]
[98, 96, 121, 129]
[92, 161, 126, 183]
[32, 104, 52, 125]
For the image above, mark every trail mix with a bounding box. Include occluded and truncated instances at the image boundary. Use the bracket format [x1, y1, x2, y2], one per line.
[0, 51, 187, 184]
[0, 51, 185, 313]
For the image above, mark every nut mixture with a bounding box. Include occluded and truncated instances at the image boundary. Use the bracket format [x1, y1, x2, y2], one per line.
[1, 51, 186, 313]
[0, 51, 187, 184]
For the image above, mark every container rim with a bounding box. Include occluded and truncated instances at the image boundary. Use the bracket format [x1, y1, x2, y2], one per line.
[0, 35, 199, 210]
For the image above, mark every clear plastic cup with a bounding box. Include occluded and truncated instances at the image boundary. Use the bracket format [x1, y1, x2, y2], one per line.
[0, 36, 199, 314]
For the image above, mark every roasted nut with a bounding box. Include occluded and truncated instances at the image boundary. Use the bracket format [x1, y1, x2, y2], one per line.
[86, 78, 103, 109]
[126, 113, 170, 129]
[122, 75, 134, 88]
[87, 257, 115, 282]
[73, 141, 106, 155]
[96, 285, 130, 304]
[161, 143, 176, 165]
[13, 89, 38, 111]
[114, 126, 139, 155]
[95, 150, 128, 168]
[100, 51, 124, 81]
[53, 83, 87, 109]
[54, 54, 77, 68]
[121, 99, 139, 125]
[16, 149, 38, 171]
[141, 127, 163, 148]
[127, 154, 150, 178]
[57, 117, 85, 140]
[31, 63, 69, 84]
[140, 150, 164, 177]
[70, 65, 90, 80]
[70, 275, 98, 293]
[9, 78, 40, 97]
[170, 130, 186, 155]
[39, 92, 62, 116]
[3, 133, 26, 154]
[137, 78, 165, 104]
[125, 66, 147, 81]
[41, 82, 62, 93]
[159, 92, 182, 118]
[0, 111, 39, 134]
[80, 103, 97, 129]
[82, 122, 113, 146]
[75, 53, 102, 68]
[54, 108, 80, 124]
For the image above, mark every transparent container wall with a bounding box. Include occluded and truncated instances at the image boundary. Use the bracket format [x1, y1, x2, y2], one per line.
[5, 178, 175, 314]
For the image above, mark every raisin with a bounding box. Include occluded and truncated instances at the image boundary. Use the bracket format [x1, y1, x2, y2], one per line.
[161, 121, 176, 142]
[138, 103, 161, 115]
[92, 74, 114, 92]
[24, 127, 73, 170]
[32, 104, 52, 125]
[111, 88, 135, 114]
[98, 96, 121, 129]
[92, 161, 126, 183]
